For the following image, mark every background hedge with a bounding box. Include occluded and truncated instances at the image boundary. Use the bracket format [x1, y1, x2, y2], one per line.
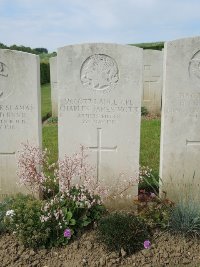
[40, 62, 50, 85]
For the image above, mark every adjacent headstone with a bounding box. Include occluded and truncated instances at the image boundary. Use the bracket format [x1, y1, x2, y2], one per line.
[50, 57, 58, 117]
[0, 49, 42, 199]
[160, 36, 200, 201]
[58, 43, 143, 202]
[142, 49, 163, 115]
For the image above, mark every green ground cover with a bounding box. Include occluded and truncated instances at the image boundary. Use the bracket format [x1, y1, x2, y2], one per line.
[140, 119, 161, 174]
[42, 124, 58, 164]
[41, 83, 52, 121]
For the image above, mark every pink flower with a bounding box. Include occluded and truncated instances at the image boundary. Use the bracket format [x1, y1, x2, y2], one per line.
[144, 240, 151, 249]
[64, 228, 71, 238]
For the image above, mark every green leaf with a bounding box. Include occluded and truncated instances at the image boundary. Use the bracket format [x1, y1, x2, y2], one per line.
[82, 219, 91, 227]
[62, 208, 68, 216]
[67, 211, 73, 221]
[70, 219, 76, 225]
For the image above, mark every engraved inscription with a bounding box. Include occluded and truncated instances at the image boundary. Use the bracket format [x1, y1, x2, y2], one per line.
[60, 98, 140, 125]
[80, 54, 119, 91]
[88, 128, 117, 181]
[0, 104, 34, 129]
[189, 50, 200, 82]
[166, 93, 200, 118]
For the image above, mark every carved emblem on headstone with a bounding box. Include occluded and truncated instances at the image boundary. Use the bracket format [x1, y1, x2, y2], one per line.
[80, 54, 119, 91]
[189, 50, 200, 81]
[0, 61, 10, 100]
[0, 62, 8, 77]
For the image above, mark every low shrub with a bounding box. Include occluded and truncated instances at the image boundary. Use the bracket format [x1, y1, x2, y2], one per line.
[40, 187, 105, 247]
[169, 199, 200, 237]
[2, 144, 107, 248]
[0, 196, 14, 233]
[46, 117, 58, 124]
[137, 195, 174, 229]
[2, 143, 142, 248]
[4, 190, 105, 248]
[98, 212, 150, 255]
[4, 194, 49, 248]
[141, 106, 148, 116]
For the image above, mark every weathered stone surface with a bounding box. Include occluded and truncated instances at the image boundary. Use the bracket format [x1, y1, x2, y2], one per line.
[142, 49, 163, 115]
[160, 36, 200, 201]
[50, 56, 58, 117]
[0, 49, 42, 199]
[58, 43, 142, 200]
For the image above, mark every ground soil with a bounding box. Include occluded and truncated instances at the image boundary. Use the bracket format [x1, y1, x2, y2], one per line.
[1, 230, 200, 267]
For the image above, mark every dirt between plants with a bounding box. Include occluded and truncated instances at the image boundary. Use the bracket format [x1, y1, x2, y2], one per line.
[1, 230, 200, 267]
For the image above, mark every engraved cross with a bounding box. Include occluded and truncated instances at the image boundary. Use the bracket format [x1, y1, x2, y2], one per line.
[0, 152, 15, 155]
[144, 65, 160, 101]
[186, 139, 200, 146]
[89, 128, 117, 182]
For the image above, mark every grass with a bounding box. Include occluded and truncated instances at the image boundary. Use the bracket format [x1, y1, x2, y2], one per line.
[140, 118, 161, 175]
[169, 199, 200, 237]
[42, 124, 58, 164]
[41, 83, 52, 121]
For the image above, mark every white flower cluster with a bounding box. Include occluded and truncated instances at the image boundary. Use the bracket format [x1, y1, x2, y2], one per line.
[139, 166, 153, 182]
[6, 210, 15, 217]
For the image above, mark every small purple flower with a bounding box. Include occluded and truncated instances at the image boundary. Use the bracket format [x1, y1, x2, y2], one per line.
[64, 228, 71, 238]
[144, 240, 151, 249]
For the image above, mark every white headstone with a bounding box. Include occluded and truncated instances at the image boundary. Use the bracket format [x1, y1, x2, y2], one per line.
[142, 49, 163, 115]
[160, 36, 200, 200]
[50, 56, 58, 117]
[58, 43, 143, 202]
[0, 49, 42, 199]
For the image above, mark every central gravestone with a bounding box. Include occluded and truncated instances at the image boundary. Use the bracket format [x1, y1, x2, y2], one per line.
[58, 43, 142, 200]
[0, 49, 41, 199]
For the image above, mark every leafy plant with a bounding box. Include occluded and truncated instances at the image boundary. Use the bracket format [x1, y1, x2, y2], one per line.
[15, 143, 147, 248]
[137, 195, 174, 229]
[10, 144, 107, 248]
[98, 212, 150, 255]
[169, 199, 200, 237]
[47, 117, 58, 124]
[40, 187, 105, 247]
[0, 196, 14, 233]
[4, 194, 49, 248]
[141, 106, 148, 116]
